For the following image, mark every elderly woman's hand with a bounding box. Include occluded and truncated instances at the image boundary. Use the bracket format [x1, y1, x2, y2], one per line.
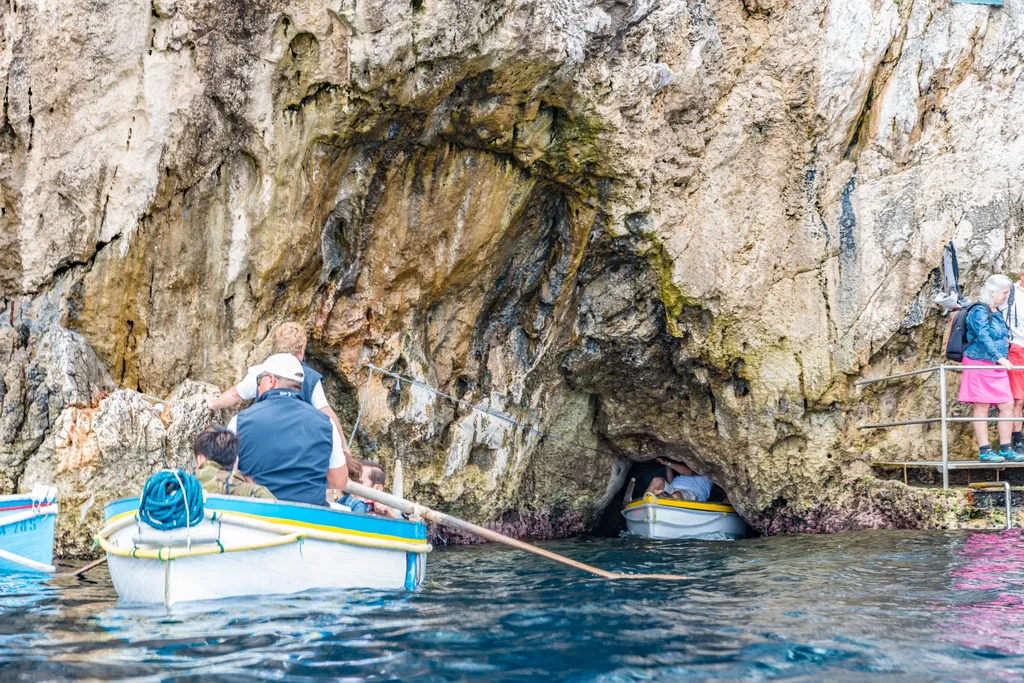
[998, 358, 1014, 370]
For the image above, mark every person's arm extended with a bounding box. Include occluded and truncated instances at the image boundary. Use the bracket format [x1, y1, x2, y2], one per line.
[657, 457, 694, 476]
[326, 422, 349, 492]
[206, 386, 244, 411]
[320, 405, 352, 459]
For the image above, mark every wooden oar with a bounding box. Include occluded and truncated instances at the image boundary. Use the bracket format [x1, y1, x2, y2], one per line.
[56, 556, 107, 578]
[344, 481, 689, 581]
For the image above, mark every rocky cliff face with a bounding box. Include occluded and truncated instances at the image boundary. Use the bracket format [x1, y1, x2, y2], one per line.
[3, 0, 1023, 553]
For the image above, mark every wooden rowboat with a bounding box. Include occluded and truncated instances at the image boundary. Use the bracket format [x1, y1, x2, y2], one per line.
[0, 488, 58, 573]
[622, 493, 747, 540]
[99, 494, 430, 606]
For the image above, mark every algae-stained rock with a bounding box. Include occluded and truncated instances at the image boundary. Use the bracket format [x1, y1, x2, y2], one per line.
[3, 0, 1024, 552]
[20, 381, 216, 557]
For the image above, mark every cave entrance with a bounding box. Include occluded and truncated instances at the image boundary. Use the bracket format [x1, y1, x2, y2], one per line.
[593, 459, 733, 537]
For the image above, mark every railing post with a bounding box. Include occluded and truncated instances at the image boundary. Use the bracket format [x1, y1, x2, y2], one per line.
[940, 365, 949, 490]
[1005, 481, 1013, 531]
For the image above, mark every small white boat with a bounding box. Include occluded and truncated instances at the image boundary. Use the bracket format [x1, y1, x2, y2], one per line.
[0, 487, 58, 573]
[98, 494, 430, 606]
[622, 493, 747, 540]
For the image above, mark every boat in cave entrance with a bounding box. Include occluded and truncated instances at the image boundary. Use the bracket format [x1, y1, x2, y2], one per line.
[622, 493, 748, 540]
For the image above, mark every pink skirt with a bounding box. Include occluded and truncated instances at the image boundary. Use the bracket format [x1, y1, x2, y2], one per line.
[958, 356, 1013, 404]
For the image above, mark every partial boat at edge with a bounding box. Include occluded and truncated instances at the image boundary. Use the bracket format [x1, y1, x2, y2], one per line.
[0, 491, 58, 573]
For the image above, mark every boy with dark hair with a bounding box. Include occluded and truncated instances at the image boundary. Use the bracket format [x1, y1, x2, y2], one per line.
[361, 461, 386, 488]
[194, 426, 275, 499]
[358, 461, 399, 519]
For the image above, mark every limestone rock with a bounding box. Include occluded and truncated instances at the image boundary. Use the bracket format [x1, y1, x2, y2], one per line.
[20, 378, 216, 556]
[3, 0, 1024, 552]
[0, 323, 112, 491]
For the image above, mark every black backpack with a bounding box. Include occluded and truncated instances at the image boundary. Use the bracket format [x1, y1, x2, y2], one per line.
[945, 302, 986, 362]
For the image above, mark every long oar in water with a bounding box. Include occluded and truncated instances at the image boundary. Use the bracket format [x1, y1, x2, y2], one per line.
[344, 481, 689, 581]
[54, 556, 107, 579]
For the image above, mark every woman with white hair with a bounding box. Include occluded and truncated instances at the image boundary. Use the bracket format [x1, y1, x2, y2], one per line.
[960, 274, 1022, 463]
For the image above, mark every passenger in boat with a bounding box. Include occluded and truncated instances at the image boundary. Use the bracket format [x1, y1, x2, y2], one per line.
[1000, 268, 1024, 457]
[358, 461, 400, 519]
[327, 458, 371, 512]
[644, 458, 713, 502]
[960, 274, 1023, 464]
[193, 426, 275, 499]
[205, 322, 351, 457]
[228, 353, 349, 507]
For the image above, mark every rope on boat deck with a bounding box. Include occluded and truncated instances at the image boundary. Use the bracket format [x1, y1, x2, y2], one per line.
[353, 362, 618, 458]
[138, 470, 204, 532]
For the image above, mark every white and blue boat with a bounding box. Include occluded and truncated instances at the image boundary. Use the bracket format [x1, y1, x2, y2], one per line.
[98, 494, 431, 606]
[0, 487, 59, 573]
[622, 493, 748, 540]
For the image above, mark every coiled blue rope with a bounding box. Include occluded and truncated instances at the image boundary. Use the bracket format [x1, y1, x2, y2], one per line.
[138, 469, 205, 531]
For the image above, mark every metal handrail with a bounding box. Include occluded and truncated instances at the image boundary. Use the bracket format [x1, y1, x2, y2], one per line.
[860, 418, 942, 429]
[856, 364, 1024, 489]
[969, 482, 1013, 530]
[854, 366, 947, 386]
[856, 364, 1024, 386]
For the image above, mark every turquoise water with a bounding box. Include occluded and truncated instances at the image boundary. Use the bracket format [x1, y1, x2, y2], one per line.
[3, 530, 1024, 680]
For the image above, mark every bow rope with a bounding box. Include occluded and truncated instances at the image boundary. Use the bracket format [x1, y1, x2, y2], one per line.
[138, 469, 205, 532]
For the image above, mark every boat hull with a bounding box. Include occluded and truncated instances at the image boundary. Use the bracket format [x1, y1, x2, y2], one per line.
[622, 495, 747, 540]
[0, 493, 58, 573]
[102, 495, 429, 606]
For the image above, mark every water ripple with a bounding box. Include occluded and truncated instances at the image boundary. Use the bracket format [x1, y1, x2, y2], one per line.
[4, 531, 1024, 679]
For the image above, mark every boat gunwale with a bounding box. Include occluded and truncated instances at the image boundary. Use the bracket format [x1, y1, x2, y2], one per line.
[0, 493, 32, 502]
[104, 495, 428, 544]
[622, 497, 738, 515]
[0, 493, 56, 505]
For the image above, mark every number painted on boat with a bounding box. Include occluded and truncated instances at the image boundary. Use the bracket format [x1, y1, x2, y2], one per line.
[0, 519, 38, 535]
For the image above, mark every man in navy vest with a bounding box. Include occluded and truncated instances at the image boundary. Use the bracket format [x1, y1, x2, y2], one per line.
[206, 323, 349, 458]
[227, 353, 349, 507]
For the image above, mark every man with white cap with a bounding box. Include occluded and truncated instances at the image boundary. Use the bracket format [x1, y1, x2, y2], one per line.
[227, 353, 348, 507]
[206, 322, 347, 443]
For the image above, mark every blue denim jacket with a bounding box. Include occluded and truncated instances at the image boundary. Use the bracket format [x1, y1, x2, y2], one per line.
[964, 305, 1009, 364]
[338, 493, 370, 514]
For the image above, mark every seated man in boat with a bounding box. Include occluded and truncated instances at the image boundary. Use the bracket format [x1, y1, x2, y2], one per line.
[228, 353, 348, 507]
[357, 461, 400, 519]
[205, 322, 351, 457]
[644, 457, 713, 502]
[193, 426, 275, 499]
[327, 461, 399, 518]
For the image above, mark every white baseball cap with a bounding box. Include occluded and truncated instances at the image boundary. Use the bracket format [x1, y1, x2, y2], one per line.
[250, 353, 305, 383]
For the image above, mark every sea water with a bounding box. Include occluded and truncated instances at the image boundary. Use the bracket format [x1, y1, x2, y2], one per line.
[2, 530, 1024, 681]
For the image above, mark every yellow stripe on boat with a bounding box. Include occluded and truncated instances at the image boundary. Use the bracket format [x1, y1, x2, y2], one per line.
[103, 507, 428, 546]
[622, 496, 737, 514]
[221, 509, 428, 545]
